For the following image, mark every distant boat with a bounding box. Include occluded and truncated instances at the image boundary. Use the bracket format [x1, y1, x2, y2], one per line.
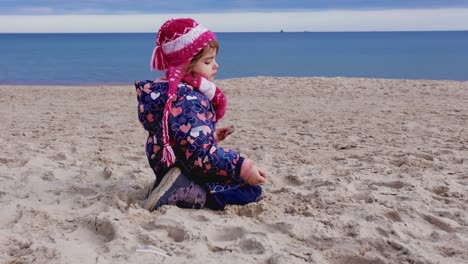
[280, 29, 284, 33]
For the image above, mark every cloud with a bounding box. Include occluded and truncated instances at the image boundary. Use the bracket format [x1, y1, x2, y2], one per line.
[0, 8, 467, 33]
[12, 6, 56, 15]
[2, 0, 468, 15]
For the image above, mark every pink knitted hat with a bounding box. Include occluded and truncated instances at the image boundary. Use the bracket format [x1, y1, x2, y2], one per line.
[150, 18, 216, 166]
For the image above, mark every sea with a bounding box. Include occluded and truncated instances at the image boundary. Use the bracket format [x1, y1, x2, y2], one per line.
[0, 31, 467, 85]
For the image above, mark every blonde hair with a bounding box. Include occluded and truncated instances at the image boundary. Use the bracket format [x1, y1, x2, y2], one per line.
[186, 40, 219, 74]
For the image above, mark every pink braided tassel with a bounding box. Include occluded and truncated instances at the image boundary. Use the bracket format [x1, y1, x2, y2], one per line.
[160, 66, 182, 167]
[151, 46, 167, 71]
[150, 47, 157, 70]
[156, 46, 166, 71]
[161, 94, 176, 166]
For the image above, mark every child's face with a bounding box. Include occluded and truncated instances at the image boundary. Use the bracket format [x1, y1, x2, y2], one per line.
[192, 47, 218, 81]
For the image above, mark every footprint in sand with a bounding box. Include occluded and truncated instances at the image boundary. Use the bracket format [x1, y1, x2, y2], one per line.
[208, 226, 245, 243]
[41, 171, 56, 182]
[82, 216, 116, 243]
[266, 221, 294, 237]
[267, 253, 290, 264]
[206, 226, 246, 251]
[384, 210, 403, 222]
[193, 214, 210, 222]
[239, 237, 266, 255]
[285, 174, 305, 186]
[208, 226, 268, 255]
[51, 152, 68, 161]
[332, 256, 386, 264]
[0, 157, 29, 168]
[428, 185, 464, 198]
[226, 203, 266, 218]
[142, 221, 189, 243]
[421, 213, 459, 233]
[6, 238, 34, 260]
[90, 217, 116, 243]
[373, 180, 406, 189]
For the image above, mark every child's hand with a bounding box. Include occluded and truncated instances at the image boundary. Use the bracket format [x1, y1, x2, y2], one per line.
[240, 159, 267, 186]
[245, 165, 267, 186]
[214, 125, 235, 142]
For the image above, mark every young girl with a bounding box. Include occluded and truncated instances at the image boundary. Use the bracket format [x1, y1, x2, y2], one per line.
[134, 18, 267, 211]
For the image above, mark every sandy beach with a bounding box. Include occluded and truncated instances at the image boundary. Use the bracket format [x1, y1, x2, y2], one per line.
[0, 77, 467, 264]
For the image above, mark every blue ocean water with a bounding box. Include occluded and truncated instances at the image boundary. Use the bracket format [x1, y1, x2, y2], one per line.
[0, 31, 467, 85]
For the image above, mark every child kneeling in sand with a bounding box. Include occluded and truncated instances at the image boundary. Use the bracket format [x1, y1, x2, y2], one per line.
[134, 18, 267, 211]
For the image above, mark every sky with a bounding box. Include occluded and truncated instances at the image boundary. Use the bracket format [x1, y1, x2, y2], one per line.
[1, 0, 468, 32]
